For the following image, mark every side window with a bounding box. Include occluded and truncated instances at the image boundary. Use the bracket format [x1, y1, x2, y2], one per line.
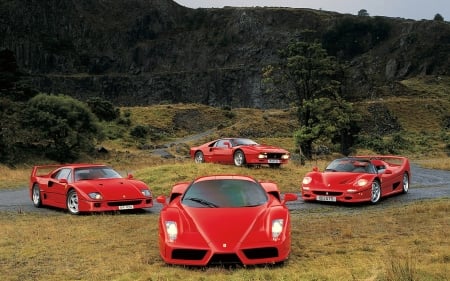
[53, 168, 72, 182]
[215, 140, 229, 148]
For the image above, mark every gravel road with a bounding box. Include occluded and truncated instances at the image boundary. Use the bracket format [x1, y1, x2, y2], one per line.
[0, 164, 448, 214]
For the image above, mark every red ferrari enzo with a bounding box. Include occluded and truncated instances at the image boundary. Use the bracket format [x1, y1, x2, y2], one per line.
[29, 164, 153, 214]
[156, 175, 298, 266]
[189, 138, 290, 167]
[301, 156, 411, 204]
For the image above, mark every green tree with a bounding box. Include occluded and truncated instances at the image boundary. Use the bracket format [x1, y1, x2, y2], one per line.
[357, 9, 369, 17]
[86, 97, 120, 121]
[22, 94, 101, 162]
[263, 41, 359, 161]
[434, 13, 444, 21]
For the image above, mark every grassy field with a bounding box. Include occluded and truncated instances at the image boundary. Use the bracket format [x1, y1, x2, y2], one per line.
[1, 86, 449, 280]
[1, 199, 448, 281]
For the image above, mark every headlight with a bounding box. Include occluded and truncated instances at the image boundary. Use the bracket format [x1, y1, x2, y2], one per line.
[281, 154, 290, 160]
[302, 176, 312, 185]
[356, 179, 368, 187]
[258, 153, 267, 159]
[165, 221, 178, 242]
[272, 219, 284, 240]
[141, 189, 152, 197]
[88, 192, 102, 200]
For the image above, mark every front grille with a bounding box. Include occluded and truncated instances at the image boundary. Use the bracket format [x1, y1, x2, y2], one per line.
[107, 200, 142, 206]
[267, 153, 283, 159]
[243, 247, 278, 259]
[313, 191, 342, 196]
[172, 249, 207, 260]
[208, 254, 242, 265]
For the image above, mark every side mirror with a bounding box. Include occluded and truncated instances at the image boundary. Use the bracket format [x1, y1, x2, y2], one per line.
[283, 193, 298, 203]
[156, 195, 167, 204]
[313, 166, 319, 172]
[223, 141, 231, 148]
[127, 174, 134, 179]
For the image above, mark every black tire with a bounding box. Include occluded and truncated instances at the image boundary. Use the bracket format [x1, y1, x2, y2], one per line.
[370, 180, 381, 204]
[32, 184, 42, 208]
[194, 151, 204, 163]
[233, 150, 246, 167]
[66, 189, 80, 215]
[402, 173, 409, 193]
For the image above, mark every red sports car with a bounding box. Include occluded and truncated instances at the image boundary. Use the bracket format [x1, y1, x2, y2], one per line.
[29, 164, 153, 214]
[301, 156, 411, 204]
[156, 175, 298, 266]
[190, 138, 290, 167]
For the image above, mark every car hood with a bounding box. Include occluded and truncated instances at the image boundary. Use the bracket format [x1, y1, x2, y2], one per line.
[312, 172, 373, 190]
[241, 144, 287, 153]
[182, 205, 268, 248]
[76, 179, 146, 200]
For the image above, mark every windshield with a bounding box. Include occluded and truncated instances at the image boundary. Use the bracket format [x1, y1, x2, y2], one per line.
[325, 159, 376, 174]
[181, 179, 268, 208]
[74, 166, 122, 181]
[232, 138, 258, 146]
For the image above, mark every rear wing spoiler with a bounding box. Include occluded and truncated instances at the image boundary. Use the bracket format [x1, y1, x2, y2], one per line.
[31, 164, 65, 177]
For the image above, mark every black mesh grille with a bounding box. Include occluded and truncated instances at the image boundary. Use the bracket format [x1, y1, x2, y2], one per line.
[208, 254, 242, 265]
[243, 247, 278, 259]
[107, 200, 142, 206]
[172, 249, 207, 260]
[312, 191, 342, 196]
[267, 153, 284, 159]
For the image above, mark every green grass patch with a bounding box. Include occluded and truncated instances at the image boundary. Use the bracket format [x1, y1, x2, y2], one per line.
[1, 200, 448, 280]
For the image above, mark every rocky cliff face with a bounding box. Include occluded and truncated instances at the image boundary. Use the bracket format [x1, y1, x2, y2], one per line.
[1, 0, 449, 108]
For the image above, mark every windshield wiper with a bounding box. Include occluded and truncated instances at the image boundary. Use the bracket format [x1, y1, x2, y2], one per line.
[184, 197, 218, 208]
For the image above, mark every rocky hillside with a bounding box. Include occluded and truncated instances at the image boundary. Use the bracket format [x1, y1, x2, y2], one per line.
[1, 0, 449, 108]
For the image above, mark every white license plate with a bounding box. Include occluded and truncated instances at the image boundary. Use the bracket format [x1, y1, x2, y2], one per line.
[268, 159, 281, 163]
[316, 195, 336, 202]
[118, 205, 134, 210]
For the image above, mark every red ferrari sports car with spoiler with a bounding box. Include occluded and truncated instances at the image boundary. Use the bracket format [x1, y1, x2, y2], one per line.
[301, 156, 410, 204]
[156, 175, 298, 266]
[29, 164, 153, 214]
[190, 138, 290, 167]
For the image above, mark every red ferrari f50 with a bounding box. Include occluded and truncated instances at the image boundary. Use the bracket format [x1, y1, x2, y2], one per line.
[157, 175, 298, 266]
[302, 156, 411, 204]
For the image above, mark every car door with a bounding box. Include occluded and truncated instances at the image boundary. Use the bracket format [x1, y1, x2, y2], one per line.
[48, 168, 73, 206]
[210, 139, 234, 163]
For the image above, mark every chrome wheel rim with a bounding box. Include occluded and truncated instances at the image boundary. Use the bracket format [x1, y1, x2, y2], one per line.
[32, 186, 40, 205]
[194, 152, 203, 163]
[371, 181, 381, 203]
[234, 152, 244, 166]
[403, 173, 409, 193]
[67, 192, 79, 214]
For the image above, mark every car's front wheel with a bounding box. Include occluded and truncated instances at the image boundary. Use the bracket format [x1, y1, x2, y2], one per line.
[402, 172, 409, 193]
[194, 151, 204, 163]
[66, 190, 80, 215]
[233, 150, 246, 167]
[370, 180, 381, 204]
[32, 184, 42, 207]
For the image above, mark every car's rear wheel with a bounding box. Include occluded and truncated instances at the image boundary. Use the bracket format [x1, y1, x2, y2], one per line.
[67, 190, 80, 215]
[233, 150, 246, 167]
[32, 184, 42, 207]
[194, 151, 204, 163]
[370, 180, 381, 204]
[402, 172, 409, 193]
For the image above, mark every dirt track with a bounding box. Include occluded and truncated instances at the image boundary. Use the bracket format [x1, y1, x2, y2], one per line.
[0, 164, 448, 214]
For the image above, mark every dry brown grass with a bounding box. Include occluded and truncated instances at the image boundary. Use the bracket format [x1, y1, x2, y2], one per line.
[1, 200, 448, 281]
